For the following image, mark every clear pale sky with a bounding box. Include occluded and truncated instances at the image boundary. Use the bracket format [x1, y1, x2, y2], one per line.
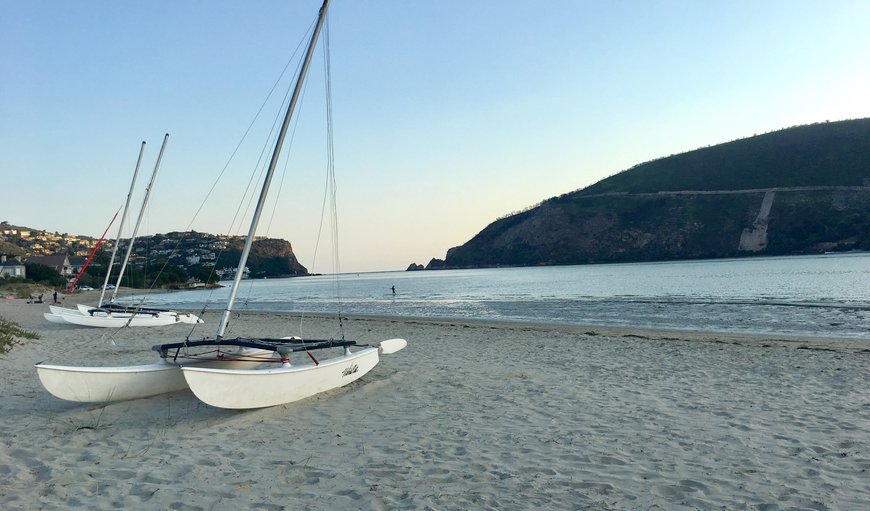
[2, 1, 869, 273]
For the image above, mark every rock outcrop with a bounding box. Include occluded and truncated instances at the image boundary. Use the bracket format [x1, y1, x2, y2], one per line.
[431, 119, 870, 269]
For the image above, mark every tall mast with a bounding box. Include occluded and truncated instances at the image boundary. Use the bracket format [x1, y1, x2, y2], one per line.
[98, 141, 145, 307]
[110, 133, 169, 303]
[216, 0, 331, 339]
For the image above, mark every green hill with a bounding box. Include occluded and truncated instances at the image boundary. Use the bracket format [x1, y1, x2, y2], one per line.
[436, 118, 870, 269]
[578, 119, 870, 195]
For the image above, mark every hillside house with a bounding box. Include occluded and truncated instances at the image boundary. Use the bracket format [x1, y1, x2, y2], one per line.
[68, 256, 87, 275]
[1, 228, 31, 237]
[24, 254, 73, 276]
[0, 256, 25, 278]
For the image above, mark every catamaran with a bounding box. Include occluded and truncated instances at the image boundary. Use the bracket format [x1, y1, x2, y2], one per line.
[44, 135, 202, 327]
[36, 0, 406, 409]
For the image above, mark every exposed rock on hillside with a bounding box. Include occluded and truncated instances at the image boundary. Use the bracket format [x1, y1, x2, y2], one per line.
[436, 119, 870, 268]
[218, 237, 308, 278]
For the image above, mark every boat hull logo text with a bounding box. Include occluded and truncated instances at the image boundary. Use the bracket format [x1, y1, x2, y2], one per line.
[342, 364, 359, 377]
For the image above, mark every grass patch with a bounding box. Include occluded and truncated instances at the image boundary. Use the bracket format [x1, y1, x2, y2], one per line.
[0, 281, 50, 299]
[0, 314, 39, 354]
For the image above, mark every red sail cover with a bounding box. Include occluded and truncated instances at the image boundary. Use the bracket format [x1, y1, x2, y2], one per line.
[66, 208, 120, 294]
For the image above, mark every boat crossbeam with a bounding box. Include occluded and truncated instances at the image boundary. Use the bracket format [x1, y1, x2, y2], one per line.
[152, 337, 361, 358]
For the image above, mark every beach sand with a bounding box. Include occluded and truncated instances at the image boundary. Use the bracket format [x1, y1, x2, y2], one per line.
[1, 291, 868, 510]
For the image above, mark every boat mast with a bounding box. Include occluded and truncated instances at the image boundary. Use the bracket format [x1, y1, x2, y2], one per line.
[216, 0, 331, 340]
[110, 134, 169, 303]
[98, 141, 145, 307]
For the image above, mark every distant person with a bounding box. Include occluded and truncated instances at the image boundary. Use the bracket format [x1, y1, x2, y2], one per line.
[52, 290, 58, 304]
[37, 293, 43, 303]
[391, 285, 396, 295]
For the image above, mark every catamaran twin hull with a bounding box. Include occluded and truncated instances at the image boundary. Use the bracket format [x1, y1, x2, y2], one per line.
[44, 304, 201, 327]
[35, 338, 407, 409]
[35, 348, 273, 402]
[35, 0, 407, 412]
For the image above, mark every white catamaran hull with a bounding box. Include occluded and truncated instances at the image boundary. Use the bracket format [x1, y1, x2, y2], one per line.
[35, 349, 275, 403]
[47, 304, 190, 327]
[36, 362, 188, 402]
[35, 1, 408, 411]
[52, 311, 179, 327]
[43, 312, 67, 324]
[74, 303, 202, 325]
[50, 305, 84, 316]
[182, 346, 382, 410]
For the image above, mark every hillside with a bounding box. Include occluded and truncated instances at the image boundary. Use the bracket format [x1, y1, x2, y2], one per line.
[579, 119, 870, 195]
[0, 226, 308, 281]
[430, 118, 870, 269]
[0, 221, 100, 257]
[116, 232, 309, 280]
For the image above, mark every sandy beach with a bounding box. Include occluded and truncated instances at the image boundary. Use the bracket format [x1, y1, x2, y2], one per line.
[1, 291, 868, 510]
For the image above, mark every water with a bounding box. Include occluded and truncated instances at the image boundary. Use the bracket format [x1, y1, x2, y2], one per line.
[125, 253, 870, 340]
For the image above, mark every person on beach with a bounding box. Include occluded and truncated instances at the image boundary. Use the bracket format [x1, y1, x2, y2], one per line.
[391, 285, 396, 295]
[52, 290, 57, 303]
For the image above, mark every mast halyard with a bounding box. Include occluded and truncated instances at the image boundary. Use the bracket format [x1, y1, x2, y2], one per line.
[98, 141, 146, 307]
[110, 133, 169, 304]
[216, 0, 331, 340]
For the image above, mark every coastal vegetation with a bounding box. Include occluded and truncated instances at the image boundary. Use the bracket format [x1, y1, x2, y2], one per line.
[23, 263, 67, 287]
[0, 263, 62, 298]
[1, 230, 308, 289]
[0, 314, 38, 354]
[578, 120, 870, 195]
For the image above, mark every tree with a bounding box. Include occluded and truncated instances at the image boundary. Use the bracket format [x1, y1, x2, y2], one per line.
[188, 265, 220, 284]
[23, 263, 66, 287]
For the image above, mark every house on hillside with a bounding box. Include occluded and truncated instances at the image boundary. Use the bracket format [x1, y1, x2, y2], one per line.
[68, 256, 87, 276]
[0, 255, 25, 279]
[24, 253, 73, 277]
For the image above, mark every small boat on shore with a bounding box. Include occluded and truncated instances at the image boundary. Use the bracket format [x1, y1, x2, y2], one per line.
[46, 135, 201, 328]
[35, 0, 405, 409]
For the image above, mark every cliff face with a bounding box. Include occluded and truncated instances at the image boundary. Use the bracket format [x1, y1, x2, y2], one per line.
[220, 238, 308, 278]
[444, 189, 870, 267]
[439, 119, 870, 268]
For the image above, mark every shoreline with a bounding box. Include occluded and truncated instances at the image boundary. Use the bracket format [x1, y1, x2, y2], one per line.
[108, 279, 870, 344]
[1, 294, 869, 509]
[37, 287, 870, 350]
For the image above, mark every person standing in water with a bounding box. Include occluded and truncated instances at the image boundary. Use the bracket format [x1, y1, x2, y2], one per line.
[390, 285, 396, 295]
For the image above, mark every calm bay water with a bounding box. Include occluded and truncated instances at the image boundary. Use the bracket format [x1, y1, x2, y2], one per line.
[127, 253, 870, 340]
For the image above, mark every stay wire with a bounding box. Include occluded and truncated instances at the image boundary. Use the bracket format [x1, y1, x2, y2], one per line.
[109, 20, 316, 341]
[203, 22, 313, 328]
[304, 18, 343, 341]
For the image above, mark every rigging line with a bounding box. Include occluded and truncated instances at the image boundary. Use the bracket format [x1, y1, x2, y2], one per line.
[250, 64, 318, 322]
[237, 62, 310, 309]
[47, 326, 121, 361]
[264, 86, 309, 237]
[180, 18, 316, 237]
[128, 21, 318, 328]
[218, 24, 321, 339]
[233, 49, 305, 252]
[324, 19, 345, 340]
[302, 16, 342, 340]
[188, 31, 317, 333]
[236, 19, 315, 237]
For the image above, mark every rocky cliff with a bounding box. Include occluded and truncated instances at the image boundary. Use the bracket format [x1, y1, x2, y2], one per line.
[431, 119, 870, 269]
[217, 237, 308, 278]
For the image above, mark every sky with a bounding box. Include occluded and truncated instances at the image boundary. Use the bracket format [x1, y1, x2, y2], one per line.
[2, 0, 869, 273]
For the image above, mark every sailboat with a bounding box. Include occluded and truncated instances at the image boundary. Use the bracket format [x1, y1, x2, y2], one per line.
[44, 135, 202, 328]
[36, 0, 406, 409]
